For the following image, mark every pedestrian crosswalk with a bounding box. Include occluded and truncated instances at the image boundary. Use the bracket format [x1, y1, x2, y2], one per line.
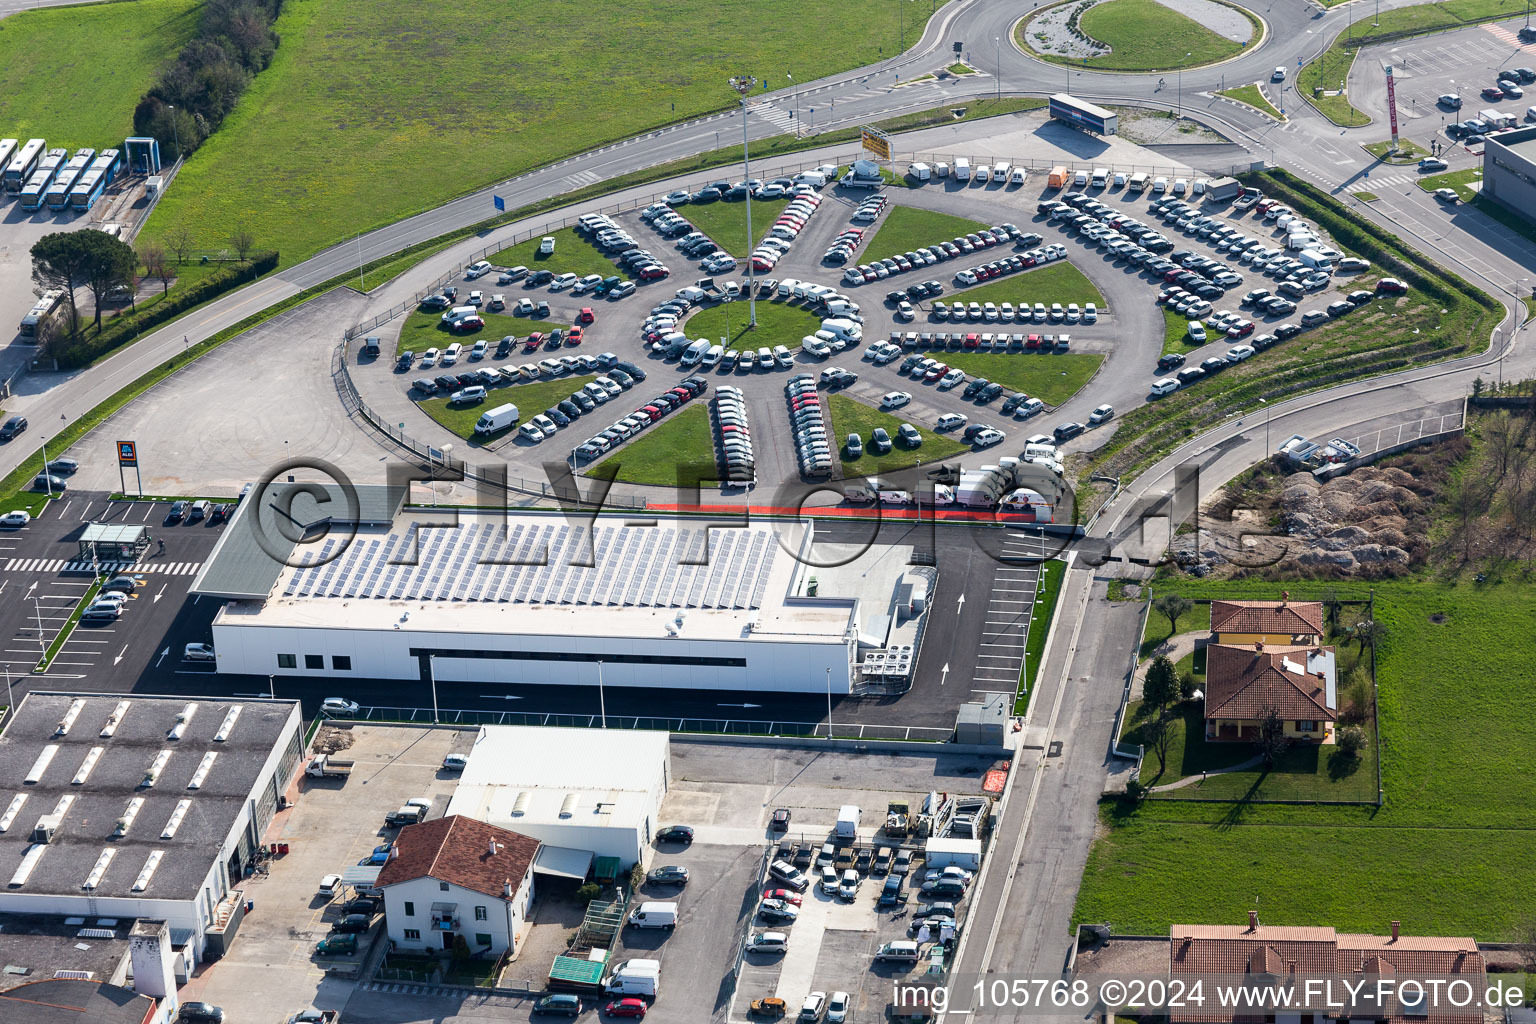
[563, 169, 600, 188]
[1362, 172, 1414, 188]
[1482, 24, 1535, 50]
[3, 558, 202, 575]
[751, 103, 796, 132]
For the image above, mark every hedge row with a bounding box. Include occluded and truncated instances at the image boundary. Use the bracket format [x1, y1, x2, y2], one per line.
[53, 251, 279, 368]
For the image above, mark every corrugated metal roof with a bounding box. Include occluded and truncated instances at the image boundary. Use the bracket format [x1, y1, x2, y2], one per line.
[548, 954, 606, 985]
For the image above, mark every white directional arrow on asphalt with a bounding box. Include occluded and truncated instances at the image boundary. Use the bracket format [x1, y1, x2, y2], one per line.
[940, 663, 950, 686]
[154, 583, 167, 604]
[154, 646, 169, 668]
[718, 702, 762, 708]
[114, 644, 128, 666]
[956, 593, 966, 613]
[478, 695, 524, 700]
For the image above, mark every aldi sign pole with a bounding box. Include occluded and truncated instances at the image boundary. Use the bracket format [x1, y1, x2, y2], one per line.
[117, 440, 141, 498]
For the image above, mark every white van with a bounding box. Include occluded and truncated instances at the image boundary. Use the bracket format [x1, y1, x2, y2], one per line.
[776, 279, 799, 299]
[874, 941, 921, 963]
[934, 161, 951, 178]
[954, 157, 971, 181]
[681, 339, 710, 365]
[821, 318, 861, 341]
[1090, 168, 1109, 188]
[629, 901, 679, 930]
[975, 164, 991, 184]
[992, 162, 1011, 183]
[605, 972, 658, 997]
[474, 403, 519, 435]
[1129, 172, 1149, 192]
[1073, 169, 1089, 187]
[442, 305, 477, 323]
[791, 171, 827, 189]
[1010, 167, 1027, 186]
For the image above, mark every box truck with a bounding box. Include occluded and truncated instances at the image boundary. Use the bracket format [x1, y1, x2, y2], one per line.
[835, 805, 861, 838]
[1047, 165, 1068, 189]
[474, 403, 519, 434]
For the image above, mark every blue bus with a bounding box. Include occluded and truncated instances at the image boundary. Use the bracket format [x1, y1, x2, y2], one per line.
[88, 147, 123, 185]
[45, 149, 93, 211]
[68, 168, 106, 211]
[19, 148, 66, 210]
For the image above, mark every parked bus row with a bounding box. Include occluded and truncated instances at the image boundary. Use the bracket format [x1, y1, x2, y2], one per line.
[3, 138, 123, 212]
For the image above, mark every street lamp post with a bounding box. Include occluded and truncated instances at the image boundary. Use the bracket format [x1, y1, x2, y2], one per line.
[1260, 397, 1270, 456]
[3, 665, 12, 717]
[825, 667, 833, 741]
[167, 104, 181, 161]
[33, 597, 46, 654]
[731, 76, 760, 328]
[39, 435, 52, 498]
[787, 72, 799, 135]
[428, 655, 440, 725]
[1178, 53, 1191, 115]
[597, 658, 607, 729]
[995, 36, 1002, 102]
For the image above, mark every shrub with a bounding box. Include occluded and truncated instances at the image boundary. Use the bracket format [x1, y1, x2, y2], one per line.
[575, 883, 601, 904]
[1337, 725, 1366, 757]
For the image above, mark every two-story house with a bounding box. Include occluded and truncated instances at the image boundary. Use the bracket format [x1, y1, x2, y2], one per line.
[375, 814, 540, 956]
[1204, 642, 1338, 743]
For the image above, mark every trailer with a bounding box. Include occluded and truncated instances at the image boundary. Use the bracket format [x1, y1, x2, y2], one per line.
[1048, 94, 1117, 135]
[18, 148, 66, 211]
[4, 138, 46, 193]
[45, 149, 94, 211]
[1205, 176, 1242, 202]
[68, 168, 106, 211]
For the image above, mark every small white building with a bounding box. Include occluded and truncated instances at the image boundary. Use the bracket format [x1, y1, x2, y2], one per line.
[374, 815, 539, 956]
[447, 726, 669, 873]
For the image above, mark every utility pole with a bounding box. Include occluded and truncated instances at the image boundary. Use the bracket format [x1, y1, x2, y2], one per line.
[731, 76, 760, 327]
[1179, 53, 1191, 115]
[825, 667, 833, 740]
[597, 658, 607, 729]
[995, 36, 1002, 101]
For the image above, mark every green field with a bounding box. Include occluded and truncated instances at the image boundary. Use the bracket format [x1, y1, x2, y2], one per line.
[1418, 167, 1483, 203]
[1025, 0, 1254, 72]
[0, 0, 201, 149]
[487, 228, 631, 282]
[1075, 582, 1536, 939]
[1218, 84, 1283, 120]
[415, 373, 596, 441]
[144, 0, 946, 267]
[936, 352, 1103, 407]
[683, 301, 822, 352]
[946, 261, 1106, 309]
[825, 394, 968, 474]
[677, 198, 791, 257]
[865, 206, 989, 264]
[587, 404, 717, 485]
[1161, 307, 1203, 356]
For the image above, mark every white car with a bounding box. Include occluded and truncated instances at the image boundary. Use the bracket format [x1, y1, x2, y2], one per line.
[421, 348, 439, 366]
[881, 391, 912, 409]
[1187, 320, 1208, 342]
[465, 260, 491, 278]
[972, 428, 1005, 447]
[1273, 66, 1286, 81]
[827, 991, 851, 1024]
[1149, 378, 1180, 397]
[938, 368, 965, 389]
[1226, 344, 1256, 362]
[1088, 404, 1114, 424]
[538, 236, 555, 254]
[550, 273, 578, 290]
[321, 698, 360, 716]
[184, 643, 216, 662]
[0, 510, 31, 528]
[467, 290, 483, 306]
[935, 413, 968, 431]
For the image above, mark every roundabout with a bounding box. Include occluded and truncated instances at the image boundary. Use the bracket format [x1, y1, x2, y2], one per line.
[1017, 0, 1264, 74]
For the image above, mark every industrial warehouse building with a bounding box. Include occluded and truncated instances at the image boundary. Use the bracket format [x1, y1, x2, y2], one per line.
[1481, 125, 1536, 226]
[194, 492, 890, 694]
[0, 693, 303, 968]
[447, 726, 670, 872]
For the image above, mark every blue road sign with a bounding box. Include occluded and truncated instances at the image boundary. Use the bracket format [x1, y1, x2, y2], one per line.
[493, 195, 505, 212]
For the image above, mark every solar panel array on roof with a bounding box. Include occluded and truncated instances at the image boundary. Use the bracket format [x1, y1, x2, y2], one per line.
[280, 523, 778, 610]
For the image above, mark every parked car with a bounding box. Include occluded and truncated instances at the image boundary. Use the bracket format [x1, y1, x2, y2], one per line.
[648, 865, 690, 885]
[656, 825, 694, 844]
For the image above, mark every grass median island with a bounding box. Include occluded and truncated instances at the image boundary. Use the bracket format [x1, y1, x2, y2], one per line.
[1364, 139, 1430, 163]
[1075, 581, 1536, 938]
[1161, 307, 1203, 356]
[0, 0, 201, 148]
[143, 0, 949, 268]
[1024, 0, 1256, 72]
[395, 308, 567, 358]
[1418, 167, 1484, 202]
[937, 352, 1104, 407]
[678, 198, 790, 257]
[1017, 558, 1066, 713]
[866, 206, 989, 264]
[1218, 84, 1283, 120]
[825, 393, 968, 474]
[487, 228, 629, 281]
[946, 261, 1106, 309]
[683, 301, 823, 353]
[586, 404, 718, 485]
[415, 373, 596, 441]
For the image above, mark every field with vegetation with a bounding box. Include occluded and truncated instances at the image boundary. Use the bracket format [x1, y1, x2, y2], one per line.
[1218, 84, 1282, 120]
[826, 394, 968, 474]
[683, 301, 823, 352]
[946, 262, 1106, 310]
[144, 0, 947, 267]
[1083, 170, 1500, 488]
[0, 0, 200, 149]
[1076, 581, 1536, 939]
[678, 198, 791, 257]
[587, 405, 717, 485]
[1022, 0, 1256, 72]
[937, 352, 1104, 407]
[488, 227, 634, 281]
[865, 207, 988, 264]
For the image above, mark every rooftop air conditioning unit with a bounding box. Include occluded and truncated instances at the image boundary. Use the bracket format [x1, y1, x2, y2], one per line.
[31, 814, 62, 845]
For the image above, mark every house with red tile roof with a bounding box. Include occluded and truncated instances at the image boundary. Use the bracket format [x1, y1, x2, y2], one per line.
[1210, 596, 1325, 646]
[1168, 914, 1486, 1024]
[375, 814, 540, 957]
[1203, 642, 1337, 743]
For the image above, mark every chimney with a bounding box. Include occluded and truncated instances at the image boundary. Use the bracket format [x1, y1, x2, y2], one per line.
[1248, 910, 1259, 932]
[1287, 960, 1297, 975]
[1281, 590, 1290, 605]
[1255, 641, 1264, 652]
[129, 920, 174, 1000]
[488, 839, 499, 857]
[1390, 920, 1399, 943]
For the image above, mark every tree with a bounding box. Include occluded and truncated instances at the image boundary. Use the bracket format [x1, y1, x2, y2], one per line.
[80, 231, 139, 330]
[1255, 704, 1287, 769]
[1153, 594, 1193, 638]
[1341, 666, 1372, 725]
[1143, 655, 1180, 714]
[1336, 725, 1365, 758]
[1145, 711, 1174, 776]
[1353, 618, 1385, 656]
[139, 241, 173, 296]
[166, 224, 194, 266]
[31, 233, 93, 334]
[1178, 668, 1198, 701]
[229, 228, 256, 261]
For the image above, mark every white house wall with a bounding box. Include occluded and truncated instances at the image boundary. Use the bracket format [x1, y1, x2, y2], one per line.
[491, 821, 642, 866]
[211, 624, 852, 693]
[382, 871, 534, 956]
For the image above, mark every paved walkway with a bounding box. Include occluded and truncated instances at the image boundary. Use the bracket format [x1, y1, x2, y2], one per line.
[1150, 753, 1263, 791]
[1129, 630, 1205, 700]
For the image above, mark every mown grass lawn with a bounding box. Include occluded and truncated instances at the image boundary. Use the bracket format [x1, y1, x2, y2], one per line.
[825, 394, 968, 474]
[487, 227, 632, 281]
[865, 206, 989, 264]
[1018, 558, 1067, 713]
[587, 404, 717, 485]
[1363, 138, 1429, 163]
[1218, 84, 1282, 120]
[1161, 307, 1204, 356]
[683, 300, 824, 353]
[1028, 0, 1253, 72]
[143, 0, 947, 267]
[935, 352, 1103, 408]
[395, 308, 568, 358]
[945, 261, 1106, 309]
[1417, 167, 1483, 203]
[1076, 581, 1536, 939]
[0, 0, 200, 149]
[678, 198, 790, 257]
[415, 374, 596, 441]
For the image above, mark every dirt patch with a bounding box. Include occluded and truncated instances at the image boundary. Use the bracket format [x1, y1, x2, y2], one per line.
[1429, 612, 1447, 624]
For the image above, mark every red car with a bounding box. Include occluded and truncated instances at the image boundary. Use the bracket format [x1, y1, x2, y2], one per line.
[1377, 278, 1408, 294]
[639, 266, 669, 281]
[1025, 334, 1042, 349]
[763, 888, 803, 906]
[566, 327, 584, 344]
[577, 307, 595, 324]
[528, 332, 543, 347]
[604, 998, 647, 1019]
[523, 338, 541, 351]
[452, 315, 484, 332]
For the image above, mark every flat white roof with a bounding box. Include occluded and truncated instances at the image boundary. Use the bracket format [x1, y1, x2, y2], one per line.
[213, 514, 853, 644]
